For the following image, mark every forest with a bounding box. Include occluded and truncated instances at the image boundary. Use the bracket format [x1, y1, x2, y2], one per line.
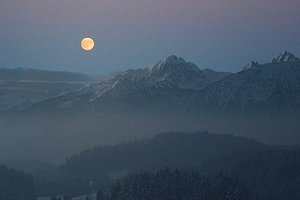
[35, 132, 300, 200]
[100, 169, 249, 200]
[0, 164, 35, 200]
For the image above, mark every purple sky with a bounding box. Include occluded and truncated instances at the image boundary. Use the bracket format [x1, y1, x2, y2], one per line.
[0, 0, 300, 74]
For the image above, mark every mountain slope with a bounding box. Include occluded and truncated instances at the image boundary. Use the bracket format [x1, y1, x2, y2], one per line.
[203, 68, 232, 83]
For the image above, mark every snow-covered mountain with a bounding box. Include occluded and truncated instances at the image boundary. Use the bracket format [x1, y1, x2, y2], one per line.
[118, 55, 216, 90]
[4, 52, 300, 117]
[149, 55, 208, 90]
[27, 56, 228, 113]
[196, 52, 300, 116]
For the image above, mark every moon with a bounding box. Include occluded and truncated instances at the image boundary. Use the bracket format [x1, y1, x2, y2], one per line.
[81, 37, 95, 51]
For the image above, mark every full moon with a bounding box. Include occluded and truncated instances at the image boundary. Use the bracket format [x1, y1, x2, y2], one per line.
[81, 37, 95, 51]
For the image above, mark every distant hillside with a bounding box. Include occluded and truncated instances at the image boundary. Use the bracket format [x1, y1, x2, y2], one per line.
[0, 68, 91, 82]
[0, 68, 98, 111]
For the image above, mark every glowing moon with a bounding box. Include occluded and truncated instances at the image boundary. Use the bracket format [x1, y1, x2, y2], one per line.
[81, 37, 95, 51]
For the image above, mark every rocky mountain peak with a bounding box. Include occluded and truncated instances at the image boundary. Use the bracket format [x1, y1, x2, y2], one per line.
[243, 61, 260, 70]
[151, 55, 200, 75]
[164, 55, 186, 64]
[148, 55, 207, 90]
[272, 51, 299, 63]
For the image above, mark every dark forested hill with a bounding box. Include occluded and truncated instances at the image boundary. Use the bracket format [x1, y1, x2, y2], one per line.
[63, 132, 266, 178]
[36, 131, 300, 199]
[0, 164, 36, 200]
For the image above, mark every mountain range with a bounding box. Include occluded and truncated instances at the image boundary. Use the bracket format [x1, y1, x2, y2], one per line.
[14, 51, 299, 117]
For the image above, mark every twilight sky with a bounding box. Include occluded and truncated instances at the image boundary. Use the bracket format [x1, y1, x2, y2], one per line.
[0, 0, 300, 74]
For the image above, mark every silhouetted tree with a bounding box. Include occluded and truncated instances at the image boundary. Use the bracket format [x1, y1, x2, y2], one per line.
[110, 181, 122, 200]
[96, 189, 105, 200]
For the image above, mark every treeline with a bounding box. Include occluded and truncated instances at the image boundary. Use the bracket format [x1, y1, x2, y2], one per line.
[96, 168, 249, 200]
[0, 164, 35, 200]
